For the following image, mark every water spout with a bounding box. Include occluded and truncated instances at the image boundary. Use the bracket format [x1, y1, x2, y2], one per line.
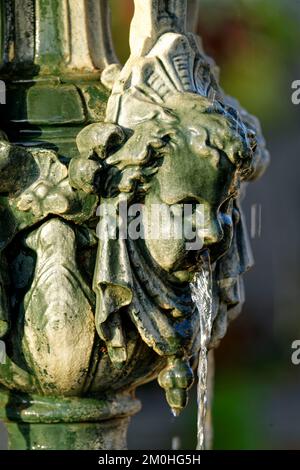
[191, 255, 213, 450]
[171, 408, 181, 418]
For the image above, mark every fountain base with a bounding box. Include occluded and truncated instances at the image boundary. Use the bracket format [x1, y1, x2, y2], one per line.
[5, 419, 130, 450]
[0, 389, 141, 450]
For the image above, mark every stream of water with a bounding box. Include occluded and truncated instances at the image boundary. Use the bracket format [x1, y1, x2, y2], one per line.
[191, 258, 213, 450]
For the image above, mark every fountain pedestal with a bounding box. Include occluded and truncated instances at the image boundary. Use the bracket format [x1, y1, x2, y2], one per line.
[0, 389, 140, 450]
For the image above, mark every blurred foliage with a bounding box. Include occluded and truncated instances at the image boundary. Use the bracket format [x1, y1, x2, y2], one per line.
[212, 371, 268, 449]
[109, 0, 132, 63]
[109, 0, 300, 128]
[197, 0, 300, 127]
[174, 364, 284, 450]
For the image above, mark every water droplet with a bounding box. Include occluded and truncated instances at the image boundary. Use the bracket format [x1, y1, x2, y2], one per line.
[172, 436, 181, 450]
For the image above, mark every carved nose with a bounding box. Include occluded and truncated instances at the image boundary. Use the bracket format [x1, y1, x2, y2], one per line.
[204, 215, 224, 245]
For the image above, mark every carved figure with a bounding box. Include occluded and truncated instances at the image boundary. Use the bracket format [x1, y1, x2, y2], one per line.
[0, 0, 269, 450]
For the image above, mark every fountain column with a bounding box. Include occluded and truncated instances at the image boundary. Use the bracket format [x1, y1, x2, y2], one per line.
[0, 0, 117, 157]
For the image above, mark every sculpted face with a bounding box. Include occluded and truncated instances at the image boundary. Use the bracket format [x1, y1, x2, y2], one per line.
[70, 94, 252, 282]
[143, 143, 236, 276]
[141, 95, 251, 277]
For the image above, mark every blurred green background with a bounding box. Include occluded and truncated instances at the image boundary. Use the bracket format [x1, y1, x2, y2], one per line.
[108, 0, 300, 450]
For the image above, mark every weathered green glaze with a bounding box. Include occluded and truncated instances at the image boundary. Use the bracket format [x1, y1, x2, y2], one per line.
[0, 388, 140, 450]
[0, 0, 269, 450]
[6, 420, 130, 450]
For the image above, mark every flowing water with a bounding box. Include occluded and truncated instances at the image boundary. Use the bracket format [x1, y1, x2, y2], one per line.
[191, 257, 213, 450]
[171, 436, 181, 450]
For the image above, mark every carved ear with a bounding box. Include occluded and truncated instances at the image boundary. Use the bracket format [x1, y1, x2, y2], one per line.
[76, 123, 126, 160]
[69, 124, 126, 194]
[106, 116, 175, 169]
[99, 117, 174, 197]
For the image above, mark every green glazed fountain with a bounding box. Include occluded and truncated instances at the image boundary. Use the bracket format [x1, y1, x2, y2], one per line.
[0, 0, 269, 450]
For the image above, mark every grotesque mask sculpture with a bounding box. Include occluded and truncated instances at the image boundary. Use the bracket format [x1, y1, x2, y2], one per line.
[0, 0, 269, 450]
[68, 30, 268, 415]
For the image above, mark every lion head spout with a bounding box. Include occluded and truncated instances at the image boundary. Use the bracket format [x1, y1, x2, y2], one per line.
[72, 9, 268, 414]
